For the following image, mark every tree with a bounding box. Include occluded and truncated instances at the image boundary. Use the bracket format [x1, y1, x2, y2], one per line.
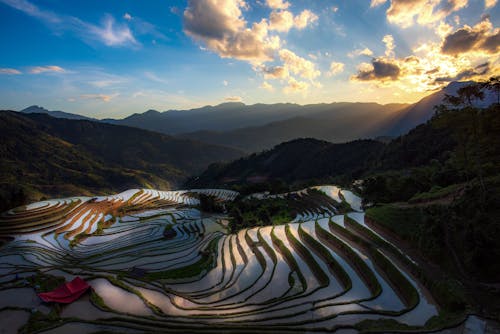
[482, 76, 500, 105]
[440, 83, 486, 197]
[444, 83, 484, 107]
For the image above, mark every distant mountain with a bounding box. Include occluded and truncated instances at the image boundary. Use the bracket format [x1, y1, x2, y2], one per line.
[104, 102, 409, 137]
[188, 138, 385, 187]
[180, 103, 406, 152]
[387, 81, 497, 135]
[21, 105, 96, 121]
[0, 111, 244, 211]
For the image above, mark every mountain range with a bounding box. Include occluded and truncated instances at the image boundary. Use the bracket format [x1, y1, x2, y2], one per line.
[20, 81, 496, 153]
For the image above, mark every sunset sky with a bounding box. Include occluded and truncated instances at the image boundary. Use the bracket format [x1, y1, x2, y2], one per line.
[0, 0, 498, 118]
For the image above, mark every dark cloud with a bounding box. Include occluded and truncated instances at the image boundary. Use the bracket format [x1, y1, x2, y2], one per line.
[480, 31, 500, 53]
[354, 58, 400, 81]
[441, 19, 500, 55]
[441, 28, 483, 55]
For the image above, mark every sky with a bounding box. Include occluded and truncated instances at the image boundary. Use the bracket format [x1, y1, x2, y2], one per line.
[0, 0, 499, 119]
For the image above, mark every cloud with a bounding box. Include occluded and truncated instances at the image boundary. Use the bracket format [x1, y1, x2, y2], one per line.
[183, 0, 320, 91]
[441, 19, 500, 55]
[383, 34, 395, 57]
[370, 0, 387, 7]
[223, 80, 229, 86]
[485, 0, 498, 8]
[284, 77, 309, 93]
[348, 48, 374, 57]
[279, 49, 321, 80]
[225, 96, 243, 102]
[269, 10, 294, 32]
[351, 26, 499, 92]
[293, 10, 318, 29]
[327, 61, 345, 76]
[268, 9, 317, 33]
[353, 59, 401, 81]
[29, 65, 65, 74]
[0, 68, 21, 75]
[262, 65, 289, 79]
[383, 0, 468, 28]
[434, 62, 490, 82]
[81, 93, 119, 102]
[184, 0, 279, 63]
[144, 71, 168, 84]
[265, 0, 290, 9]
[123, 13, 132, 21]
[0, 0, 60, 23]
[1, 0, 138, 47]
[90, 15, 138, 46]
[260, 81, 274, 91]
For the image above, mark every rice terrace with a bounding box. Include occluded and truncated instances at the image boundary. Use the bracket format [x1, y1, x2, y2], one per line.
[0, 185, 470, 333]
[1, 0, 500, 333]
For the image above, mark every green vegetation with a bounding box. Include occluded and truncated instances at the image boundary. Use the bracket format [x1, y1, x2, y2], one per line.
[28, 272, 65, 293]
[227, 197, 293, 233]
[198, 193, 225, 213]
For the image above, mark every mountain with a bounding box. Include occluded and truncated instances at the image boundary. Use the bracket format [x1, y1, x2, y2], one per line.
[388, 81, 497, 134]
[180, 103, 406, 152]
[188, 138, 385, 187]
[0, 111, 244, 211]
[104, 102, 409, 137]
[21, 105, 96, 121]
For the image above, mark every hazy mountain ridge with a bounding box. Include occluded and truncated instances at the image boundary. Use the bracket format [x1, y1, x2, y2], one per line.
[21, 105, 97, 121]
[20, 82, 495, 153]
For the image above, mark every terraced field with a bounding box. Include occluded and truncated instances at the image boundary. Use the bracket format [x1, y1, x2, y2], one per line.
[0, 186, 441, 333]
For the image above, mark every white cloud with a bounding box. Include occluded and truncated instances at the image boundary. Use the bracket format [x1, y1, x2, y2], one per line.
[1, 0, 139, 47]
[265, 0, 290, 10]
[293, 10, 318, 29]
[327, 61, 345, 76]
[385, 0, 469, 28]
[123, 13, 132, 21]
[370, 0, 387, 7]
[90, 16, 138, 47]
[184, 0, 280, 63]
[144, 71, 168, 84]
[260, 81, 274, 91]
[268, 9, 317, 32]
[383, 34, 395, 57]
[279, 49, 321, 80]
[81, 93, 119, 102]
[269, 10, 294, 32]
[348, 47, 374, 57]
[283, 77, 309, 93]
[485, 0, 498, 8]
[29, 65, 65, 74]
[225, 96, 243, 102]
[223, 80, 229, 86]
[0, 68, 21, 75]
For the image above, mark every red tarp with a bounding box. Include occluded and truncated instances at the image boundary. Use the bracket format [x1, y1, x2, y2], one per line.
[38, 277, 90, 303]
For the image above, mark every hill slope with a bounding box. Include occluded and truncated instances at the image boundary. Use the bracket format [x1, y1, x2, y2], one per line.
[188, 138, 385, 187]
[0, 111, 244, 211]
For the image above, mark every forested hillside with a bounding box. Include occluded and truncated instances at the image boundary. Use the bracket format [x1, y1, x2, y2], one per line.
[0, 111, 243, 212]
